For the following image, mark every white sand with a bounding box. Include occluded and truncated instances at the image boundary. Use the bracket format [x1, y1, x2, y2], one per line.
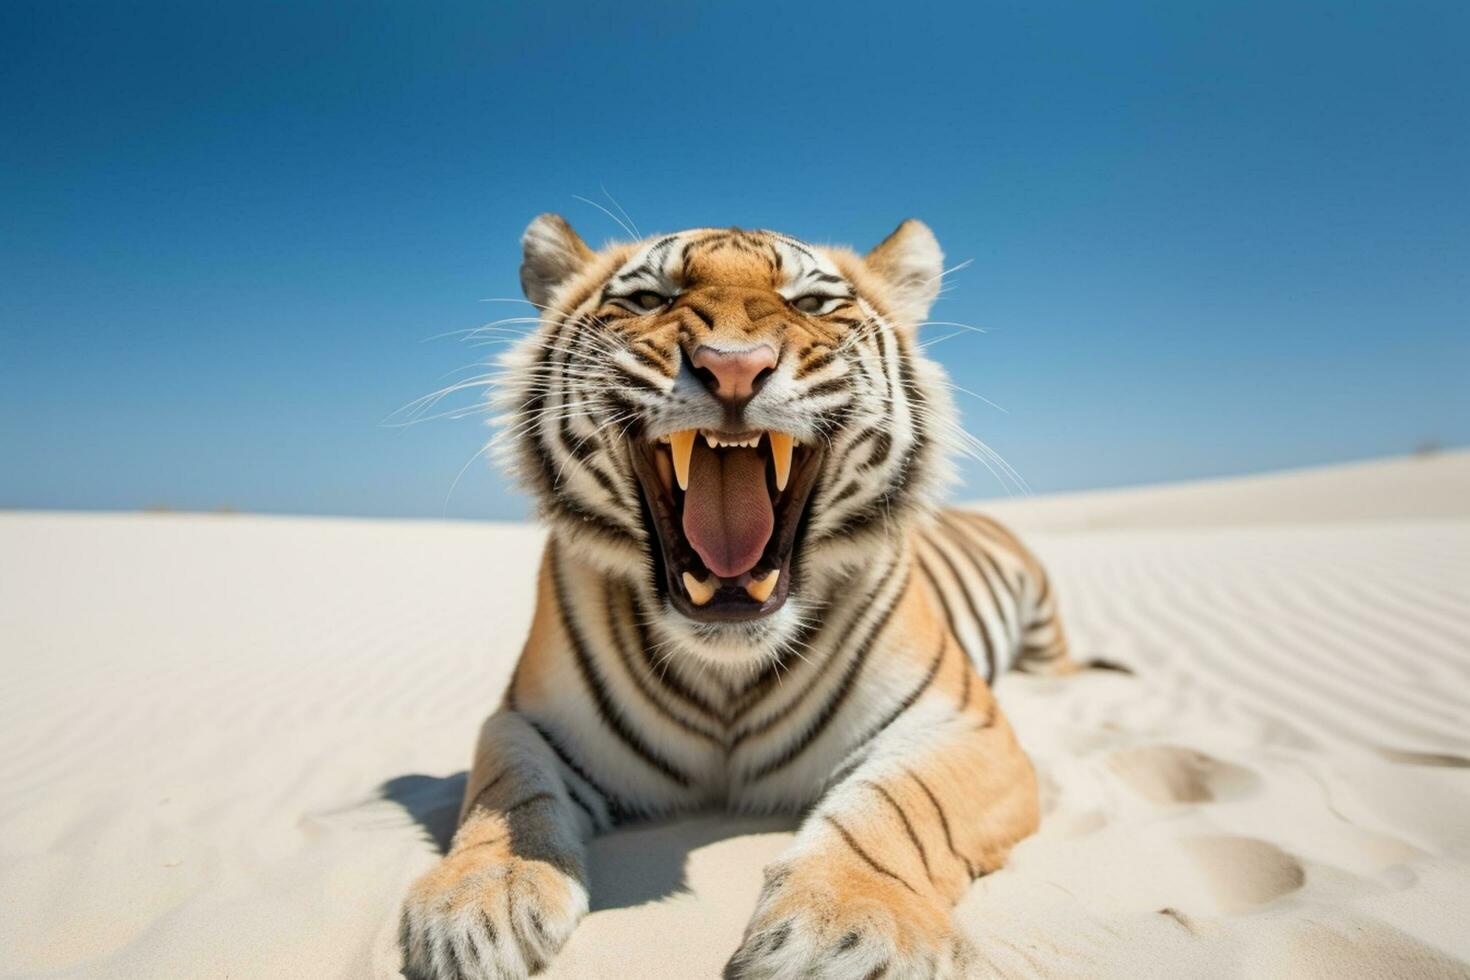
[972, 450, 1470, 531]
[2, 452, 1468, 979]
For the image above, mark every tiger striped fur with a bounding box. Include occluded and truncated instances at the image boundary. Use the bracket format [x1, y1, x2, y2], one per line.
[400, 217, 1079, 979]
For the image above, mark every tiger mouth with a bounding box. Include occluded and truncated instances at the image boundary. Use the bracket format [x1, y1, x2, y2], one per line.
[630, 429, 824, 623]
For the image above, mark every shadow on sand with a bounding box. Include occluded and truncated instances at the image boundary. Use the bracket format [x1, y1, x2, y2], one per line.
[379, 771, 467, 853]
[378, 771, 797, 912]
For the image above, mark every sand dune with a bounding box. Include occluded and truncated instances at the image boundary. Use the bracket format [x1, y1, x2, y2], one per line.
[973, 450, 1470, 531]
[2, 452, 1468, 978]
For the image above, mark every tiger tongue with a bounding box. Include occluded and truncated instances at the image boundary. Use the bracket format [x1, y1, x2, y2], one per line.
[681, 442, 774, 579]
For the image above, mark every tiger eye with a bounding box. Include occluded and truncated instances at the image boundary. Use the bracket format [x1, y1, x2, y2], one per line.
[631, 290, 667, 311]
[792, 295, 826, 314]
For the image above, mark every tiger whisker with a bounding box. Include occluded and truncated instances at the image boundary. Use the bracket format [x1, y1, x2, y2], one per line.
[573, 193, 639, 241]
[601, 185, 641, 239]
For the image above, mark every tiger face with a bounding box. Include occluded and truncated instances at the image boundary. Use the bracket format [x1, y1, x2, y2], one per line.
[499, 217, 957, 667]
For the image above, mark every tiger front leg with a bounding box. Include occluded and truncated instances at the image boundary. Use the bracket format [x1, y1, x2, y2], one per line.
[400, 711, 593, 980]
[726, 697, 1039, 980]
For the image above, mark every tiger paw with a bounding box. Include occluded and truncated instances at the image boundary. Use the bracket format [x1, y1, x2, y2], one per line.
[399, 824, 587, 980]
[725, 858, 980, 979]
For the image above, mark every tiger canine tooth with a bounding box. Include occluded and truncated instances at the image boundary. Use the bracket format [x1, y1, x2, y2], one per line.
[768, 431, 794, 492]
[682, 571, 716, 606]
[745, 569, 779, 603]
[669, 430, 696, 490]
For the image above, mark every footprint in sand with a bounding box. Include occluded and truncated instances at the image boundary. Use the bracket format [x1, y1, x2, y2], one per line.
[1374, 746, 1470, 769]
[1106, 745, 1260, 805]
[1183, 836, 1306, 913]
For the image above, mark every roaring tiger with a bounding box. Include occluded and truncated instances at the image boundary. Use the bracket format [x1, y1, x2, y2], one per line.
[400, 216, 1079, 979]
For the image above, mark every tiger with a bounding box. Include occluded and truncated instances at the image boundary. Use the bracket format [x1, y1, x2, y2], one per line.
[399, 215, 1080, 979]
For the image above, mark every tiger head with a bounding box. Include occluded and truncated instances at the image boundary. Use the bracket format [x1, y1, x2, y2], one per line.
[498, 217, 958, 669]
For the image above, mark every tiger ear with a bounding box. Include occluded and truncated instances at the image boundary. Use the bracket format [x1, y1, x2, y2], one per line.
[520, 213, 595, 312]
[864, 219, 944, 325]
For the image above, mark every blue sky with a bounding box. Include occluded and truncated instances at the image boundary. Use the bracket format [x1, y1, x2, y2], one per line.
[2, 0, 1466, 519]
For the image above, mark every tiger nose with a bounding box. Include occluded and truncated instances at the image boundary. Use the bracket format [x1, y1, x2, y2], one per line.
[689, 344, 779, 410]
